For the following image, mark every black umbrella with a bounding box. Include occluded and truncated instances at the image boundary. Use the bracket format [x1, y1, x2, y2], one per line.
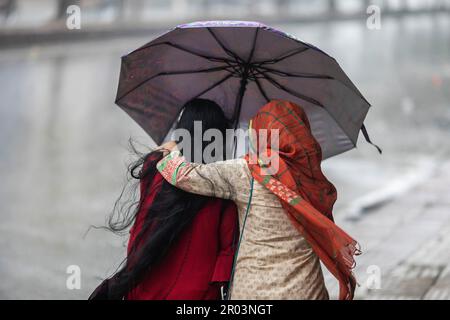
[116, 20, 381, 159]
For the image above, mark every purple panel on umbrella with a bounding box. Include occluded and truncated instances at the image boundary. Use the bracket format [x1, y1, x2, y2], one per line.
[178, 20, 266, 28]
[177, 21, 329, 57]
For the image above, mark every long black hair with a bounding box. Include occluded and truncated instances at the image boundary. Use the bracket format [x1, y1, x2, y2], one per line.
[105, 98, 230, 299]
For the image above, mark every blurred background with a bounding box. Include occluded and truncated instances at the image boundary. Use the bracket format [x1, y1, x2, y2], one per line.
[1, 0, 449, 299]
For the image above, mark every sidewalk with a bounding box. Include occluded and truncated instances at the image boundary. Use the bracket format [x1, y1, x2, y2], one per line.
[325, 157, 450, 299]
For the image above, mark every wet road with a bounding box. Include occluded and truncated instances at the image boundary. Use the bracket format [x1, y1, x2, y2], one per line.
[0, 13, 449, 299]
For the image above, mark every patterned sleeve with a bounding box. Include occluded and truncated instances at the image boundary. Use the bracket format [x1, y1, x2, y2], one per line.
[156, 150, 237, 200]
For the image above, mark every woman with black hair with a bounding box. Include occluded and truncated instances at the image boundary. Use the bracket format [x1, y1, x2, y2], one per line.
[90, 99, 238, 300]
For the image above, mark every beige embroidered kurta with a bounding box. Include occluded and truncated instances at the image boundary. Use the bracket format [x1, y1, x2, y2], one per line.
[158, 154, 329, 300]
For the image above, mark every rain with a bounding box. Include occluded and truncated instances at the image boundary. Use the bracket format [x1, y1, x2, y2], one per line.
[0, 0, 449, 299]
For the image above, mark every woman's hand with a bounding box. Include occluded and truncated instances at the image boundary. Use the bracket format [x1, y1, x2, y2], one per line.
[157, 140, 177, 156]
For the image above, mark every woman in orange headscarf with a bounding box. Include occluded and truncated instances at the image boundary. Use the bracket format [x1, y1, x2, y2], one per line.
[157, 99, 360, 300]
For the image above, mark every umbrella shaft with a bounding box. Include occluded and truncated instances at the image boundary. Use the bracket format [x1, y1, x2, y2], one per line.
[232, 68, 250, 157]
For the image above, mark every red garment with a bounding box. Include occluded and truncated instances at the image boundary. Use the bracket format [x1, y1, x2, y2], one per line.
[245, 100, 360, 300]
[125, 171, 238, 300]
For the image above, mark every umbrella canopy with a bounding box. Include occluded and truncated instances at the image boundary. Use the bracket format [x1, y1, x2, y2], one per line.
[116, 20, 380, 159]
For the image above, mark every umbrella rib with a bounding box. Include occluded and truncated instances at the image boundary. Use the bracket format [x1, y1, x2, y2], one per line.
[116, 65, 232, 102]
[122, 103, 149, 117]
[129, 41, 235, 64]
[247, 28, 259, 63]
[260, 71, 325, 108]
[191, 73, 234, 100]
[258, 65, 371, 105]
[223, 60, 242, 76]
[258, 65, 334, 80]
[261, 71, 357, 146]
[254, 47, 309, 65]
[254, 76, 271, 103]
[207, 28, 244, 63]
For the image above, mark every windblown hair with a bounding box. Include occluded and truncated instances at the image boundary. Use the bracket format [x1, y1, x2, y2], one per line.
[104, 99, 230, 299]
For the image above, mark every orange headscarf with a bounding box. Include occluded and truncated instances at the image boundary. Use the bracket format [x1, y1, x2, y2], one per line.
[244, 100, 360, 300]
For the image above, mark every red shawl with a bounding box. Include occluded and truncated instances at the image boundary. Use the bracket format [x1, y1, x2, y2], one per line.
[244, 100, 360, 300]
